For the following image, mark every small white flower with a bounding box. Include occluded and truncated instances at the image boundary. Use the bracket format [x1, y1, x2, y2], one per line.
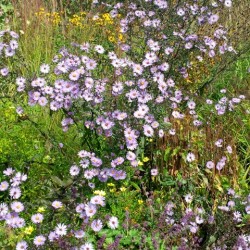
[184, 194, 193, 203]
[108, 216, 119, 229]
[186, 152, 195, 163]
[52, 200, 63, 209]
[95, 45, 105, 54]
[55, 223, 67, 236]
[40, 64, 50, 74]
[224, 0, 232, 7]
[80, 242, 94, 250]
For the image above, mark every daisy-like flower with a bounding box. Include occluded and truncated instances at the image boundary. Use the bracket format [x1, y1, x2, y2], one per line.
[177, 8, 185, 16]
[189, 222, 198, 233]
[74, 229, 85, 239]
[85, 203, 97, 217]
[0, 203, 8, 216]
[80, 242, 94, 250]
[9, 187, 21, 199]
[233, 211, 242, 222]
[16, 240, 28, 250]
[91, 219, 103, 232]
[86, 59, 97, 70]
[206, 161, 215, 169]
[208, 14, 219, 24]
[224, 0, 232, 7]
[195, 216, 204, 224]
[10, 40, 19, 49]
[94, 45, 105, 54]
[151, 168, 158, 176]
[70, 165, 80, 176]
[90, 195, 105, 207]
[40, 64, 50, 74]
[11, 201, 24, 213]
[48, 231, 59, 242]
[186, 152, 195, 163]
[31, 213, 44, 224]
[0, 181, 9, 191]
[33, 235, 46, 247]
[38, 96, 48, 107]
[187, 100, 196, 109]
[108, 216, 119, 229]
[52, 200, 63, 209]
[3, 167, 14, 176]
[126, 151, 136, 161]
[143, 124, 154, 137]
[1, 67, 9, 76]
[184, 193, 193, 203]
[55, 223, 67, 236]
[69, 70, 80, 81]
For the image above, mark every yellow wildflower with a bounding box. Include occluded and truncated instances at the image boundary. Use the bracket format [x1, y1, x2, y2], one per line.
[37, 207, 45, 213]
[138, 200, 143, 205]
[108, 36, 115, 42]
[93, 190, 106, 196]
[109, 188, 116, 193]
[120, 187, 126, 192]
[107, 183, 115, 187]
[24, 226, 34, 235]
[138, 160, 144, 166]
[142, 157, 150, 162]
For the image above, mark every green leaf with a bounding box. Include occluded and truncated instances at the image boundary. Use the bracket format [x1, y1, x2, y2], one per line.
[50, 176, 64, 187]
[164, 147, 171, 162]
[130, 181, 141, 191]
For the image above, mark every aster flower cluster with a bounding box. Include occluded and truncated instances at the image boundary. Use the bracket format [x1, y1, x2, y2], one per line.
[1, 0, 249, 249]
[0, 168, 27, 229]
[0, 30, 19, 77]
[72, 149, 127, 182]
[0, 165, 121, 249]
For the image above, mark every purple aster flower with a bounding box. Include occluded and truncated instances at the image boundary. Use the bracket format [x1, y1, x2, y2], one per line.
[70, 165, 80, 176]
[11, 201, 24, 213]
[208, 14, 219, 24]
[86, 59, 97, 70]
[91, 156, 102, 167]
[90, 195, 105, 207]
[74, 229, 85, 239]
[55, 223, 67, 236]
[0, 203, 9, 217]
[52, 200, 63, 209]
[16, 240, 28, 250]
[0, 181, 9, 191]
[38, 96, 48, 106]
[0, 67, 9, 76]
[143, 124, 154, 137]
[206, 161, 214, 169]
[10, 31, 19, 39]
[48, 231, 59, 242]
[33, 235, 46, 247]
[91, 219, 103, 232]
[31, 213, 44, 224]
[151, 168, 158, 176]
[5, 46, 15, 57]
[9, 187, 21, 199]
[126, 151, 136, 161]
[85, 203, 97, 217]
[69, 70, 80, 81]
